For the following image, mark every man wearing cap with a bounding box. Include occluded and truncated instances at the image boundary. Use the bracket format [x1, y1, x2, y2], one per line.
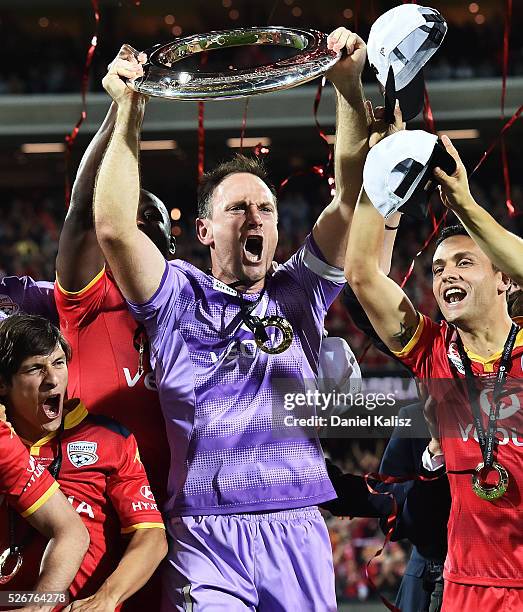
[345, 131, 523, 608]
[94, 27, 370, 611]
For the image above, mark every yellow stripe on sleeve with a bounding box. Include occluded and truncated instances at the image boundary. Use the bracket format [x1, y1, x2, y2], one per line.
[21, 480, 60, 518]
[391, 313, 425, 358]
[121, 522, 166, 534]
[55, 267, 106, 297]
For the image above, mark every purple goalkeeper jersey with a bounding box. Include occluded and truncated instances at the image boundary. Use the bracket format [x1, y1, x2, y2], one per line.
[127, 235, 344, 516]
[0, 276, 57, 323]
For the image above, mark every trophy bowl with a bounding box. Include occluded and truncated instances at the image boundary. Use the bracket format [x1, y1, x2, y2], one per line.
[126, 27, 341, 100]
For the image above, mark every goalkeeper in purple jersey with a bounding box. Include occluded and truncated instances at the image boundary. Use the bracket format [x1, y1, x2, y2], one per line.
[94, 29, 370, 612]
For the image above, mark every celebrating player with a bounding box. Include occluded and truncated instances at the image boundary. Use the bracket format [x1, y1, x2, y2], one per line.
[345, 165, 523, 607]
[0, 315, 167, 611]
[94, 27, 368, 611]
[0, 420, 89, 611]
[54, 101, 175, 611]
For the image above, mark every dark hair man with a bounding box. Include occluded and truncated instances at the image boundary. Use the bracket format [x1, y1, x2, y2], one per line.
[0, 315, 167, 611]
[345, 132, 523, 610]
[0, 419, 89, 612]
[94, 27, 369, 611]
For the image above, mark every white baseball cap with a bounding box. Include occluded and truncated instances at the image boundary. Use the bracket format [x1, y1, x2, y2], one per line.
[367, 4, 447, 122]
[363, 130, 456, 219]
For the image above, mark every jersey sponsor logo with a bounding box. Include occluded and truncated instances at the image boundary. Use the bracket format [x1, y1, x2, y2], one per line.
[459, 422, 523, 446]
[209, 334, 278, 363]
[67, 495, 95, 518]
[131, 500, 158, 512]
[459, 387, 522, 446]
[140, 485, 155, 502]
[123, 367, 158, 392]
[447, 342, 465, 375]
[0, 295, 20, 317]
[67, 441, 99, 468]
[479, 388, 520, 420]
[22, 457, 46, 491]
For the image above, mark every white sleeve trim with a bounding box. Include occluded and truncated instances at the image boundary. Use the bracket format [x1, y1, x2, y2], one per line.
[303, 247, 345, 283]
[421, 446, 445, 471]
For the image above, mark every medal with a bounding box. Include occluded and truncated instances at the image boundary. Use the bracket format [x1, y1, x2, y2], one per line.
[471, 461, 509, 501]
[253, 315, 294, 354]
[1, 436, 63, 583]
[455, 323, 519, 501]
[211, 276, 295, 355]
[0, 547, 22, 584]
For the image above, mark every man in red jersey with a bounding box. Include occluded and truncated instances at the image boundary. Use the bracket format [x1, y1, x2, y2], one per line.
[55, 98, 174, 513]
[0, 315, 167, 611]
[54, 94, 174, 611]
[1, 420, 89, 609]
[345, 133, 523, 610]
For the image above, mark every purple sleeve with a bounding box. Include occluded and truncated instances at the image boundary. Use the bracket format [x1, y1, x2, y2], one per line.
[126, 261, 188, 335]
[0, 276, 57, 324]
[276, 234, 345, 315]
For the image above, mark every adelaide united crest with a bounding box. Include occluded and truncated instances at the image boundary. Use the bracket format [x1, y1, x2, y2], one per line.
[67, 441, 99, 468]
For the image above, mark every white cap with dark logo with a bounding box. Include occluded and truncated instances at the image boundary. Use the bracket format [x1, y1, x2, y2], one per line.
[363, 129, 456, 219]
[367, 4, 447, 122]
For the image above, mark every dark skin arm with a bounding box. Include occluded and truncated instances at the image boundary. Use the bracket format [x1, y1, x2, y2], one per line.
[56, 103, 117, 292]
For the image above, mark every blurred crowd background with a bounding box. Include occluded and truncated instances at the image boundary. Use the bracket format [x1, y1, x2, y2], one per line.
[2, 1, 523, 95]
[2, 0, 523, 605]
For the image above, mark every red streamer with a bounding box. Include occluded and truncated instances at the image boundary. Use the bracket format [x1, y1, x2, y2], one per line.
[471, 103, 523, 176]
[64, 0, 100, 207]
[354, 0, 361, 33]
[422, 85, 436, 135]
[501, 0, 512, 117]
[363, 475, 401, 612]
[197, 52, 208, 178]
[278, 77, 334, 195]
[361, 468, 443, 611]
[500, 0, 515, 216]
[239, 98, 250, 154]
[400, 209, 448, 288]
[197, 102, 205, 179]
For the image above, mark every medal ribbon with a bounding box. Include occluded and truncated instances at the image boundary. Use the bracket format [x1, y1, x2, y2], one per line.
[454, 323, 518, 468]
[237, 288, 270, 345]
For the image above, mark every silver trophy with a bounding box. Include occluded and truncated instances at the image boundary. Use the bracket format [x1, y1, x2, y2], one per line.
[126, 27, 341, 100]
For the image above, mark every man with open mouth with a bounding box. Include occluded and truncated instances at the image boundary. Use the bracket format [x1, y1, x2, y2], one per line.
[94, 25, 370, 612]
[0, 418, 89, 608]
[346, 132, 523, 611]
[0, 314, 167, 611]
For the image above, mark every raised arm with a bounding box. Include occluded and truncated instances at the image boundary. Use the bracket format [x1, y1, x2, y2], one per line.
[56, 103, 117, 292]
[312, 28, 368, 268]
[345, 189, 419, 353]
[435, 135, 523, 285]
[25, 489, 89, 609]
[94, 45, 166, 304]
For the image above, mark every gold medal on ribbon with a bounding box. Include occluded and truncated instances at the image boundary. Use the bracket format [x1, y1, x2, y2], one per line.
[254, 316, 293, 355]
[0, 547, 23, 584]
[471, 462, 509, 501]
